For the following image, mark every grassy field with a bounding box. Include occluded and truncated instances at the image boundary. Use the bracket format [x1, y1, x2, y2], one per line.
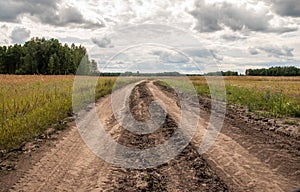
[0, 75, 117, 151]
[190, 76, 300, 118]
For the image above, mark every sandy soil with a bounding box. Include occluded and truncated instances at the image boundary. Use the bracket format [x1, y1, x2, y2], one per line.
[0, 80, 299, 192]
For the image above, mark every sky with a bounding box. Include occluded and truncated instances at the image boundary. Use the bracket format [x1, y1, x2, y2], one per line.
[0, 0, 299, 74]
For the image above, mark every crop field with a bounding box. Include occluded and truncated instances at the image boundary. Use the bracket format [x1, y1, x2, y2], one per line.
[0, 75, 117, 151]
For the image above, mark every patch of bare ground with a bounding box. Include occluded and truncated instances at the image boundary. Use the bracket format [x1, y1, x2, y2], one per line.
[101, 81, 228, 191]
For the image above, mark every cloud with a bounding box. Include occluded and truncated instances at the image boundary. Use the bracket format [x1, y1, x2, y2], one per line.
[10, 27, 31, 44]
[209, 49, 223, 61]
[0, 0, 104, 28]
[250, 45, 294, 58]
[152, 50, 190, 63]
[91, 36, 114, 48]
[222, 34, 246, 41]
[182, 48, 223, 61]
[42, 6, 104, 28]
[183, 48, 212, 58]
[0, 0, 59, 22]
[248, 47, 259, 55]
[189, 0, 297, 33]
[268, 0, 300, 17]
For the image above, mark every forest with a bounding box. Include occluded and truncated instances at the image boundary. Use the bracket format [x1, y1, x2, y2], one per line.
[0, 37, 97, 75]
[246, 66, 300, 76]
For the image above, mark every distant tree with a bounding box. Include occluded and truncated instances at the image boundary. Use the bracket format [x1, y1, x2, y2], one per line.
[205, 71, 239, 76]
[246, 66, 300, 76]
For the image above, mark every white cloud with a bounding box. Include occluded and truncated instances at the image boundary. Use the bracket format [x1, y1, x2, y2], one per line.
[0, 0, 299, 73]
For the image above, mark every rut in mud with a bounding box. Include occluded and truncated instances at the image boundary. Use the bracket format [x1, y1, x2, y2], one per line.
[1, 80, 299, 192]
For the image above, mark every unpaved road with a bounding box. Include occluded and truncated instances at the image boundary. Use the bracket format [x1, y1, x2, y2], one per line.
[1, 80, 299, 192]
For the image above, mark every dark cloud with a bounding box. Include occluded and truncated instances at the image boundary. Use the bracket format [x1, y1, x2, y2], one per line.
[0, 0, 104, 28]
[10, 27, 31, 44]
[91, 37, 114, 48]
[189, 0, 298, 33]
[44, 6, 104, 28]
[189, 4, 222, 32]
[0, 0, 59, 22]
[268, 0, 300, 17]
[250, 45, 294, 58]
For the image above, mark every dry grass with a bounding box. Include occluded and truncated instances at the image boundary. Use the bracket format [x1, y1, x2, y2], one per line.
[224, 76, 300, 102]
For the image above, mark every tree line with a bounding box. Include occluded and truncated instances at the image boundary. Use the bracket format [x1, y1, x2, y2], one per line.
[204, 71, 239, 76]
[1, 40, 298, 77]
[0, 37, 98, 75]
[246, 66, 300, 76]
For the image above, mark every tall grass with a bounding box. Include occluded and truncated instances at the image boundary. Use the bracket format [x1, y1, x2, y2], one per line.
[225, 85, 300, 117]
[190, 76, 300, 118]
[0, 75, 116, 151]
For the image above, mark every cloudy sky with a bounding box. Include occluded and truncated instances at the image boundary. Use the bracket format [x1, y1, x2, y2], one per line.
[0, 0, 299, 74]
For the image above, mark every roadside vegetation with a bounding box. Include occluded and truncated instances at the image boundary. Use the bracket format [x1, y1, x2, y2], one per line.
[190, 76, 300, 118]
[0, 75, 116, 151]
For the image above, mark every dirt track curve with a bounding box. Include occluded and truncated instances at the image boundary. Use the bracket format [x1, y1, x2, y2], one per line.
[2, 80, 299, 192]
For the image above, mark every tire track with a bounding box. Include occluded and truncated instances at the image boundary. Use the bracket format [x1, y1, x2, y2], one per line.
[154, 80, 299, 192]
[101, 81, 228, 191]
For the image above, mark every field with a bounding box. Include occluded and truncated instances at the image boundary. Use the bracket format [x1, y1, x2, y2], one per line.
[1, 76, 299, 191]
[190, 76, 300, 118]
[0, 75, 299, 152]
[0, 75, 117, 151]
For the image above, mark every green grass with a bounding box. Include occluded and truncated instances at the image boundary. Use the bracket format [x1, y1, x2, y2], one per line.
[225, 85, 300, 118]
[284, 120, 298, 126]
[190, 76, 300, 118]
[0, 75, 117, 151]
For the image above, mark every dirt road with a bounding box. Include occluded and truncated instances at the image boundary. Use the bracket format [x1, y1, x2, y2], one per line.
[1, 80, 299, 191]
